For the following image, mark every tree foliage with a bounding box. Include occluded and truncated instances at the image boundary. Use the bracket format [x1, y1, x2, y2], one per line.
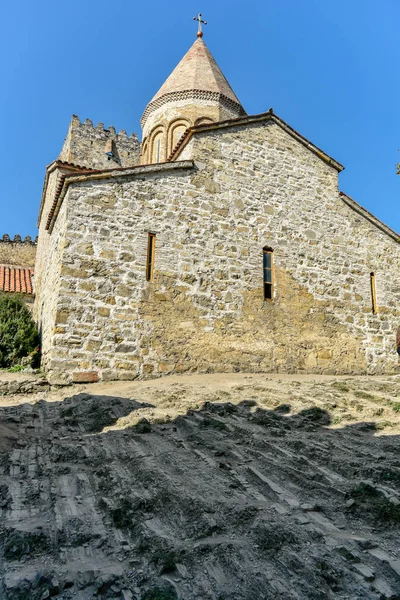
[0, 295, 39, 367]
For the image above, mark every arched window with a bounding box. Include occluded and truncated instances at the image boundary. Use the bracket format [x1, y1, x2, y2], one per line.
[156, 138, 161, 162]
[263, 247, 274, 301]
[172, 124, 187, 148]
[141, 140, 148, 164]
[150, 128, 165, 164]
[168, 119, 190, 155]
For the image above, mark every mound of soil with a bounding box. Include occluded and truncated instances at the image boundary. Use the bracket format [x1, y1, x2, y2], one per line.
[0, 373, 399, 599]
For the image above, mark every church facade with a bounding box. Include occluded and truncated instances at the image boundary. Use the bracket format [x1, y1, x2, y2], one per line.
[34, 33, 400, 384]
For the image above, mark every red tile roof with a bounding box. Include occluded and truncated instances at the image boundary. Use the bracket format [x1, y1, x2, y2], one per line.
[0, 266, 34, 294]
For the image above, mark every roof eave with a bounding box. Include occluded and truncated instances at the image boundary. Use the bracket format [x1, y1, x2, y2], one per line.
[46, 160, 195, 233]
[37, 161, 100, 228]
[168, 110, 344, 172]
[339, 192, 400, 242]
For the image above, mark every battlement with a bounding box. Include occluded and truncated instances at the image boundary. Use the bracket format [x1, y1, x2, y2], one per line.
[0, 234, 37, 268]
[58, 115, 141, 170]
[1, 234, 37, 244]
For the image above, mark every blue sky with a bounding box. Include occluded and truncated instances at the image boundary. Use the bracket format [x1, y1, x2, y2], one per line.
[1, 0, 399, 237]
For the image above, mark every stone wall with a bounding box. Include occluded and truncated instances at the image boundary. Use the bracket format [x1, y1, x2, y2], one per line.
[0, 235, 37, 267]
[0, 376, 49, 396]
[58, 115, 141, 170]
[141, 97, 245, 164]
[37, 119, 400, 383]
[34, 169, 69, 368]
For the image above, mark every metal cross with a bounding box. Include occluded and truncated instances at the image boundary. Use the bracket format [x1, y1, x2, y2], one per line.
[193, 13, 207, 38]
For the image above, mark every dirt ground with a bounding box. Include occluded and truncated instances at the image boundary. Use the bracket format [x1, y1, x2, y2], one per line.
[0, 372, 399, 599]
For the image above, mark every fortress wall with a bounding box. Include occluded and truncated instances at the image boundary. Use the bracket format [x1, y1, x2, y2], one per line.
[58, 115, 141, 170]
[0, 236, 37, 268]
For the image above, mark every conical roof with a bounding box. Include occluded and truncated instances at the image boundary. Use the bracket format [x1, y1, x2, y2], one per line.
[141, 38, 245, 128]
[150, 38, 242, 106]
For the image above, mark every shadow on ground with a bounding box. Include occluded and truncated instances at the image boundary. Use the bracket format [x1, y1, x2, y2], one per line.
[0, 391, 399, 600]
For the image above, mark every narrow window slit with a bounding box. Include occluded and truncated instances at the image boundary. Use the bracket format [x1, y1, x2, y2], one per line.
[146, 233, 156, 282]
[263, 247, 274, 301]
[370, 272, 377, 314]
[156, 139, 161, 163]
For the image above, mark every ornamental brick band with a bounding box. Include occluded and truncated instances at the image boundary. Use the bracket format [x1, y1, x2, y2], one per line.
[141, 90, 246, 128]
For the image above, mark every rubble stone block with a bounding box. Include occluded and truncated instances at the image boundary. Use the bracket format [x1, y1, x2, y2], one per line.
[71, 371, 99, 383]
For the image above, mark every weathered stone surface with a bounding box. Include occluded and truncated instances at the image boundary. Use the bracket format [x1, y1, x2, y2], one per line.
[0, 237, 36, 267]
[34, 117, 400, 383]
[0, 377, 49, 396]
[58, 115, 140, 170]
[71, 371, 99, 383]
[85, 339, 102, 351]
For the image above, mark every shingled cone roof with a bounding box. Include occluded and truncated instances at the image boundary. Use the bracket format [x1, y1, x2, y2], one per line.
[150, 38, 243, 107]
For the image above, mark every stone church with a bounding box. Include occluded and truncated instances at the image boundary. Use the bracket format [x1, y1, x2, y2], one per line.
[28, 25, 399, 384]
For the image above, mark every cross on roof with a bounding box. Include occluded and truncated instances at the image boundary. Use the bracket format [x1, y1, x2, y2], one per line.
[193, 13, 207, 38]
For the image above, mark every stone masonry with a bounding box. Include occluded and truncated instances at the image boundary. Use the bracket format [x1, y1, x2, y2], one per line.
[33, 35, 400, 384]
[34, 114, 400, 384]
[59, 115, 140, 170]
[140, 37, 245, 165]
[0, 235, 37, 268]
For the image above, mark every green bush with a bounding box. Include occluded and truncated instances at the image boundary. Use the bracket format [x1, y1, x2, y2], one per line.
[0, 295, 39, 367]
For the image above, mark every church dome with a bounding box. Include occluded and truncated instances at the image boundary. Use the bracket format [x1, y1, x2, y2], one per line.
[140, 36, 246, 164]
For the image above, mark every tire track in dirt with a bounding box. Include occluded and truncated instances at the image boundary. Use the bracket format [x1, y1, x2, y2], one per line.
[0, 376, 399, 599]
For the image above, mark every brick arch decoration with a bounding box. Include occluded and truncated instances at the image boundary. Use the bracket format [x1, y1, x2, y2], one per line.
[194, 117, 214, 126]
[141, 138, 149, 164]
[141, 90, 246, 128]
[149, 125, 166, 164]
[167, 118, 191, 156]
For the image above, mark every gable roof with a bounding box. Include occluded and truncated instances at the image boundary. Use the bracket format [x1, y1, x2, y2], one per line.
[339, 192, 399, 242]
[0, 266, 34, 295]
[45, 160, 194, 233]
[41, 110, 346, 233]
[37, 160, 100, 228]
[42, 111, 398, 244]
[168, 109, 345, 172]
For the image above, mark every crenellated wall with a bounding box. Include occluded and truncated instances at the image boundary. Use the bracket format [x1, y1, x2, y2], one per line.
[58, 115, 141, 170]
[0, 235, 37, 267]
